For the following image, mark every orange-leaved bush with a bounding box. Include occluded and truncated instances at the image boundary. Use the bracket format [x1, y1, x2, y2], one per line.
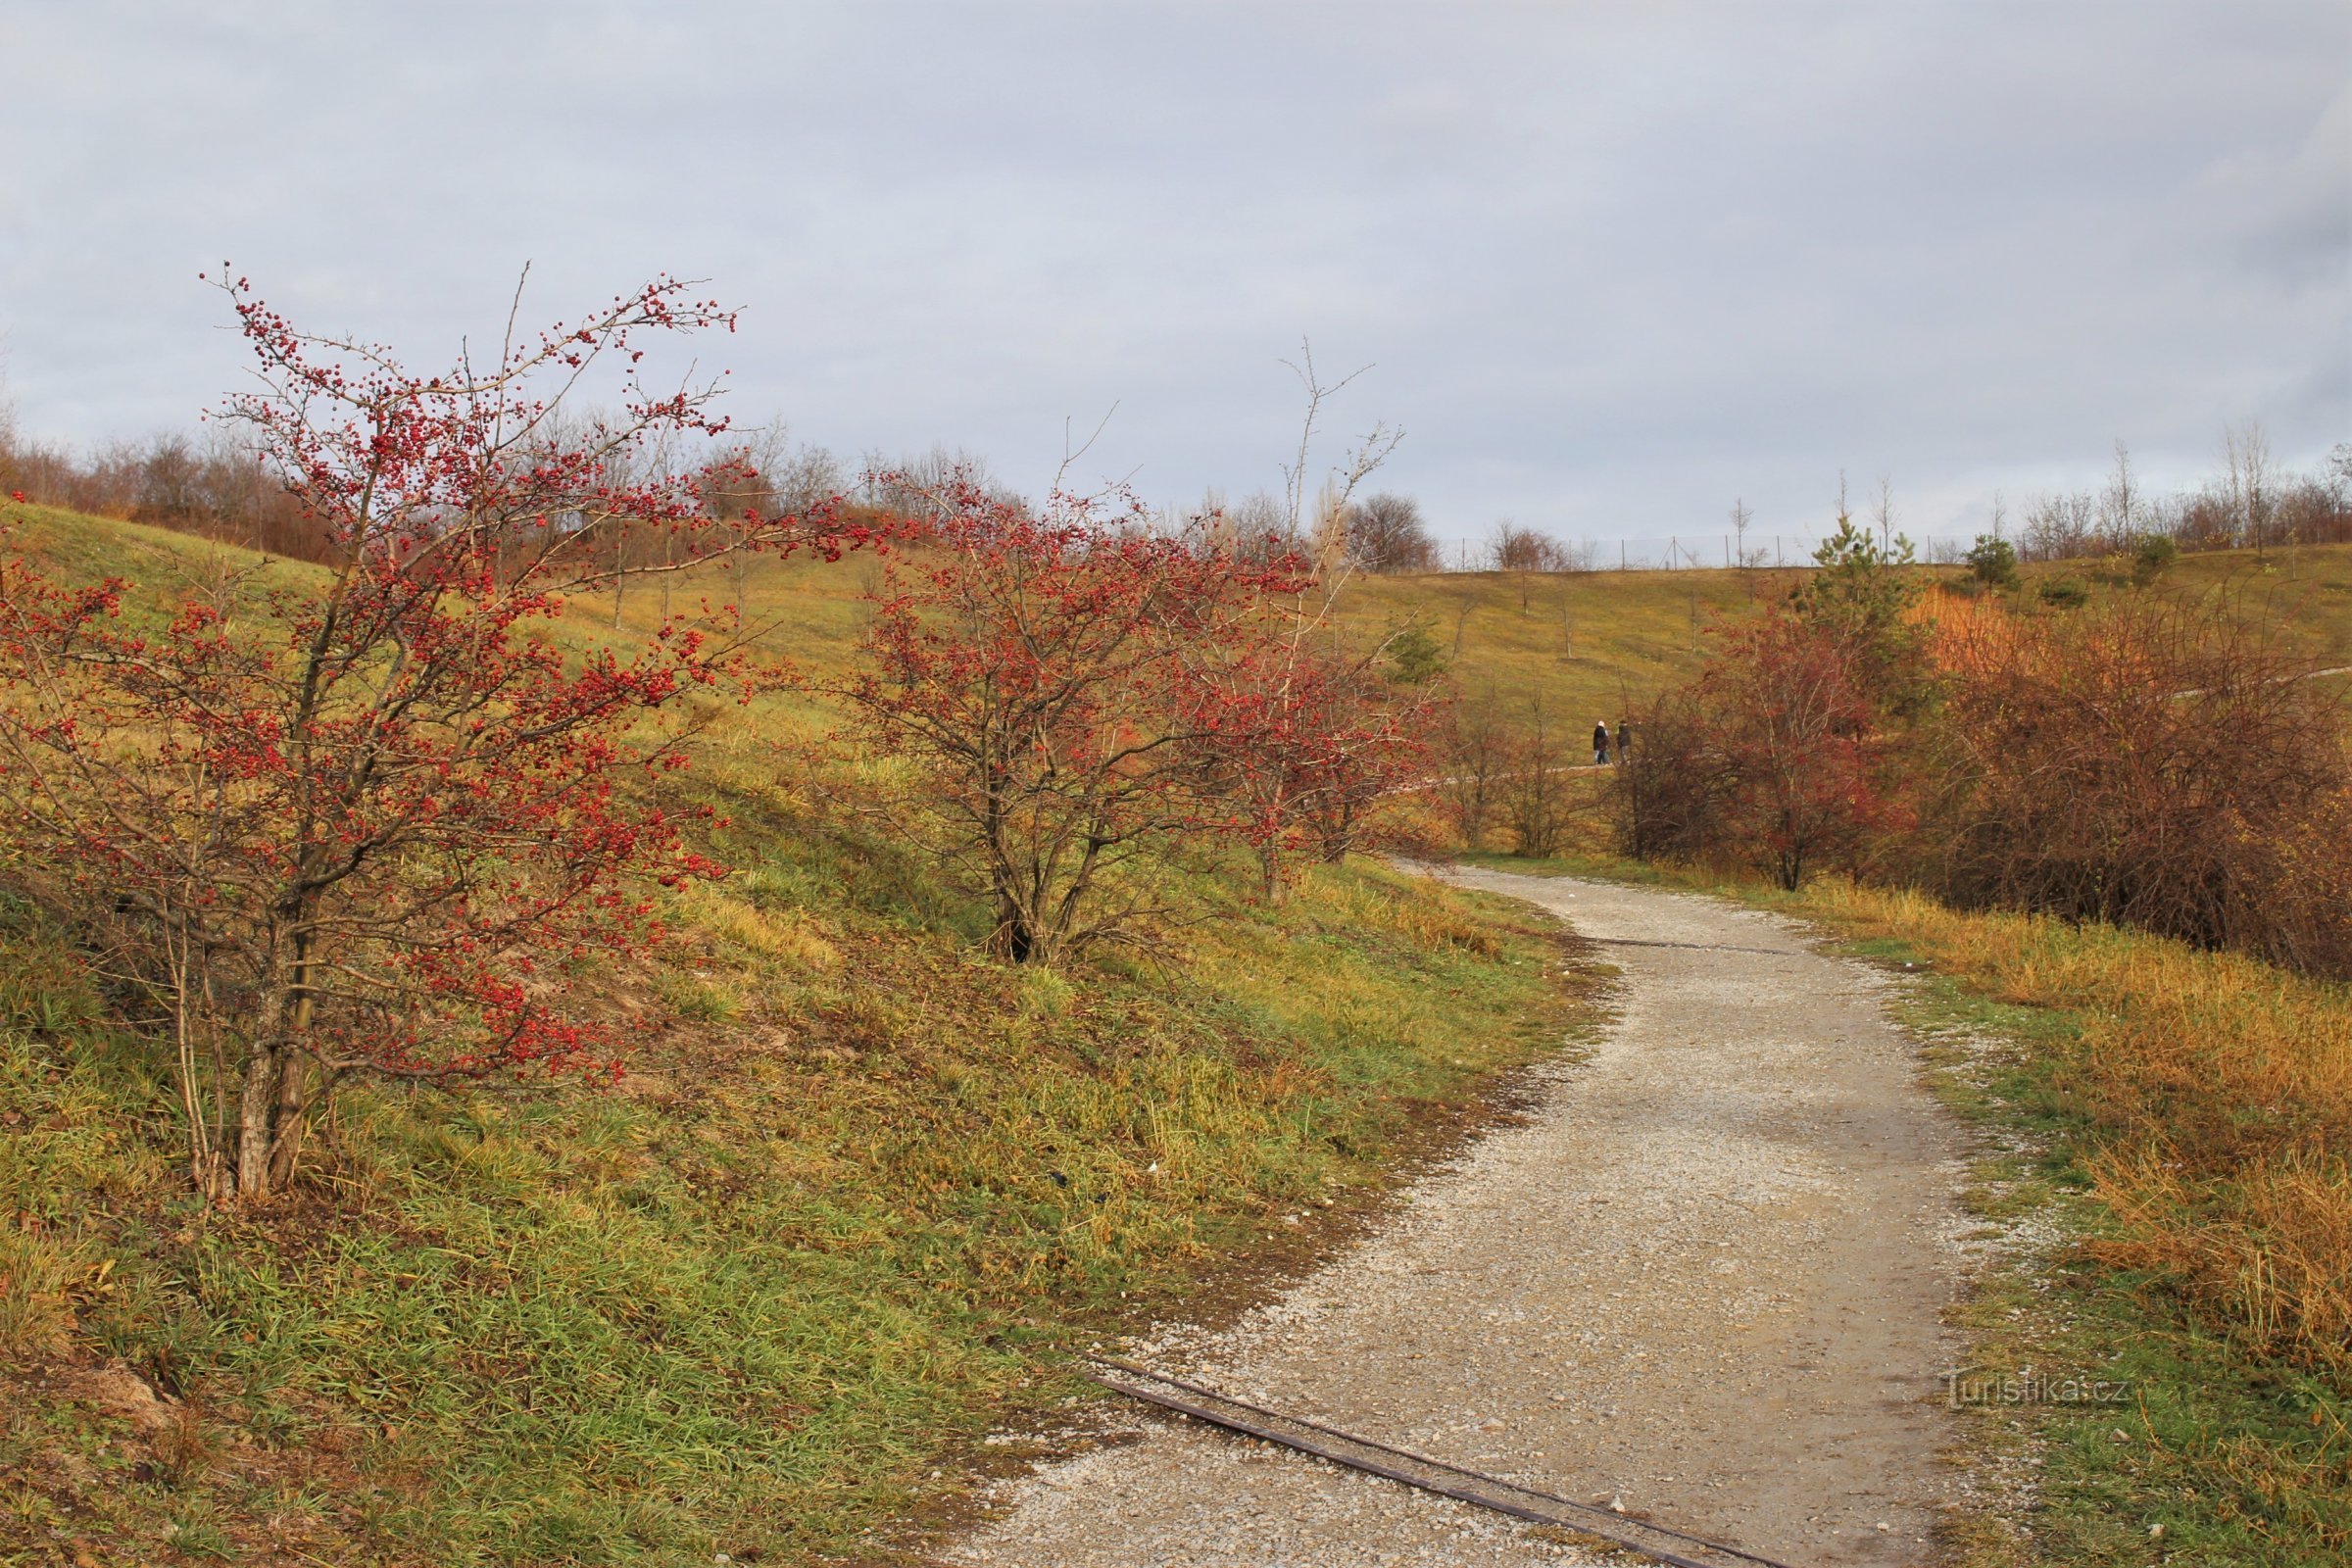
[1912, 589, 2352, 975]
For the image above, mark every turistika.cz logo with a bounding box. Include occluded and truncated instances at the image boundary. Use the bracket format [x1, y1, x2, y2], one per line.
[1942, 1367, 2132, 1408]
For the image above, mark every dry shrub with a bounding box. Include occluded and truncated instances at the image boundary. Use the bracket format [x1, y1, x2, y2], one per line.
[1433, 704, 1510, 852]
[1612, 681, 1724, 863]
[1919, 592, 2352, 977]
[1497, 706, 1579, 858]
[2, 428, 331, 562]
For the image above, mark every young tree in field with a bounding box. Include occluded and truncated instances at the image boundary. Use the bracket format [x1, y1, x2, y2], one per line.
[1436, 698, 1510, 852]
[1790, 512, 1927, 715]
[837, 479, 1307, 963]
[2224, 419, 2275, 553]
[0, 271, 858, 1200]
[1964, 533, 2020, 592]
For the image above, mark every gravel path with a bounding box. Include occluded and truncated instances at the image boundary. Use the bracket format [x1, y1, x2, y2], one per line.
[950, 868, 1970, 1567]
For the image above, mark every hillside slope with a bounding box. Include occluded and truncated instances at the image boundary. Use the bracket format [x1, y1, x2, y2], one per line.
[0, 507, 1606, 1567]
[1329, 543, 2352, 724]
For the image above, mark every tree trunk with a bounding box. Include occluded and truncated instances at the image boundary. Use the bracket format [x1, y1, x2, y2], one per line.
[994, 891, 1036, 963]
[266, 1051, 311, 1189]
[231, 1037, 316, 1199]
[234, 1042, 283, 1199]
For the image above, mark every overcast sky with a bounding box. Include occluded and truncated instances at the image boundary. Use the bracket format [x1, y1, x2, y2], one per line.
[3, 1, 2345, 550]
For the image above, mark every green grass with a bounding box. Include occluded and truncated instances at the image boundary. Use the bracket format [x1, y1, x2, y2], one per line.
[3, 845, 1603, 1566]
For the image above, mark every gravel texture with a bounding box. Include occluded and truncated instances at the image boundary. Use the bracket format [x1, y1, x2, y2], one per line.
[949, 868, 1972, 1567]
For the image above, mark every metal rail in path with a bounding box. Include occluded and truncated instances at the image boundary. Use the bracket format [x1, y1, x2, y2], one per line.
[1080, 1354, 1805, 1568]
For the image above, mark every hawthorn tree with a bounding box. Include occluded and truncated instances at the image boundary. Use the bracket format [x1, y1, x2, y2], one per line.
[837, 479, 1313, 962]
[1612, 612, 1896, 889]
[0, 271, 858, 1200]
[1194, 628, 1438, 900]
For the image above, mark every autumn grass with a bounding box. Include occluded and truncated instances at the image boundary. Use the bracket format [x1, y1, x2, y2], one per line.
[1322, 542, 2352, 728]
[14, 504, 2345, 732]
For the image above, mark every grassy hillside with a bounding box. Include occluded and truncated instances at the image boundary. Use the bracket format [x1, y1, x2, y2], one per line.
[1327, 542, 2352, 722]
[0, 508, 1608, 1566]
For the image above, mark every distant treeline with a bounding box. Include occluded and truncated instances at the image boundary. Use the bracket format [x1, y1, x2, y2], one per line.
[5, 403, 2348, 577]
[0, 410, 978, 567]
[1284, 434, 2352, 577]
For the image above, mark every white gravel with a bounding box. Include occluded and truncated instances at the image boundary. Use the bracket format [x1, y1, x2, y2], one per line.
[948, 869, 1974, 1567]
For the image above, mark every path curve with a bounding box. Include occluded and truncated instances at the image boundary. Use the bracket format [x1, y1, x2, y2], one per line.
[951, 869, 1970, 1567]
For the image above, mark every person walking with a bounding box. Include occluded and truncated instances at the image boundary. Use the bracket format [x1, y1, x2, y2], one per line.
[1616, 718, 1633, 763]
[1592, 720, 1611, 766]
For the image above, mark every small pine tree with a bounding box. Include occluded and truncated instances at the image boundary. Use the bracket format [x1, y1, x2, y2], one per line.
[1385, 624, 1448, 685]
[1790, 514, 1927, 715]
[1964, 534, 2020, 591]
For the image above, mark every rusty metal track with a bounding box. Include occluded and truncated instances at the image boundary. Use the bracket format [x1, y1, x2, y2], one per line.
[1080, 1354, 1803, 1568]
[1589, 936, 1800, 958]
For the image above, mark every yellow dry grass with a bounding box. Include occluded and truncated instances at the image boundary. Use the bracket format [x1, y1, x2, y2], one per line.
[1798, 877, 2352, 1374]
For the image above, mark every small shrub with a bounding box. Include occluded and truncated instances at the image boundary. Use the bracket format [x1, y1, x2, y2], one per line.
[1385, 624, 1447, 685]
[2036, 575, 2089, 609]
[2132, 532, 2180, 584]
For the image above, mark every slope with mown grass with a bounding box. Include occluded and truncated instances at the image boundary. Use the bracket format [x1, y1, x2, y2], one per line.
[1327, 542, 2352, 725]
[0, 508, 1608, 1566]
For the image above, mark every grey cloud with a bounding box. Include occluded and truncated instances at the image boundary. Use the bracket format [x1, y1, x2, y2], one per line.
[1, 0, 2343, 548]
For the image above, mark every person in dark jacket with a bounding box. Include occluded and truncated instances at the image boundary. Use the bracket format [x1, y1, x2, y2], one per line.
[1592, 720, 1610, 766]
[1616, 718, 1633, 763]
